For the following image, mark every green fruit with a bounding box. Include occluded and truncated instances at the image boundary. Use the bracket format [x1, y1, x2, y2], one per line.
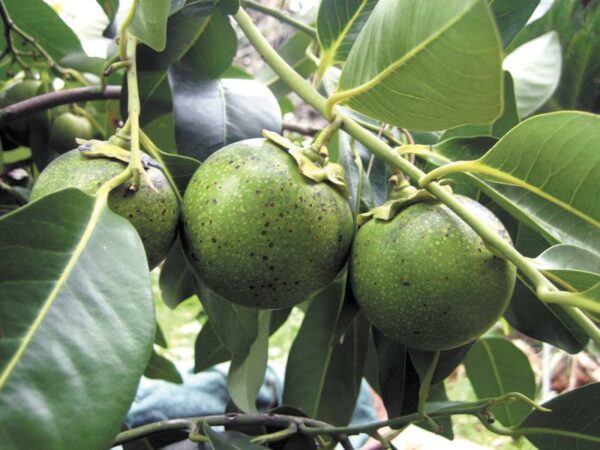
[350, 196, 516, 351]
[30, 149, 180, 269]
[49, 112, 94, 154]
[182, 138, 354, 309]
[0, 79, 42, 148]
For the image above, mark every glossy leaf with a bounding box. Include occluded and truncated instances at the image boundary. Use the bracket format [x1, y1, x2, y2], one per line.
[0, 189, 155, 449]
[519, 382, 600, 449]
[503, 32, 562, 117]
[144, 350, 183, 384]
[256, 31, 317, 98]
[489, 0, 540, 48]
[317, 0, 378, 64]
[129, 0, 170, 52]
[194, 320, 230, 373]
[335, 0, 503, 131]
[227, 311, 270, 413]
[195, 281, 259, 355]
[505, 277, 588, 354]
[283, 272, 369, 426]
[168, 62, 282, 160]
[532, 244, 600, 292]
[159, 237, 196, 309]
[464, 337, 536, 426]
[203, 422, 268, 449]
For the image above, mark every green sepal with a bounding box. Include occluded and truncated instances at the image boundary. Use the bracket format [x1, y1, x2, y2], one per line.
[263, 130, 350, 197]
[357, 184, 453, 226]
[76, 138, 161, 170]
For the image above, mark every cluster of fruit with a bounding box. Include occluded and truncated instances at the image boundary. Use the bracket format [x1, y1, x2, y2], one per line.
[28, 136, 516, 352]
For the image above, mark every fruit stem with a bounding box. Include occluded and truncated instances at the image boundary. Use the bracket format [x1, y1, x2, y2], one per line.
[417, 350, 441, 422]
[312, 113, 344, 154]
[233, 7, 600, 347]
[124, 33, 145, 191]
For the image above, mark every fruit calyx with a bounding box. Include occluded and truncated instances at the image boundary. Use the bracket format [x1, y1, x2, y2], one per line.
[263, 129, 350, 197]
[357, 176, 453, 226]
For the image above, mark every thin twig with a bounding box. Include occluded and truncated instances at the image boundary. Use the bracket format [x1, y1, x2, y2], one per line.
[0, 85, 121, 126]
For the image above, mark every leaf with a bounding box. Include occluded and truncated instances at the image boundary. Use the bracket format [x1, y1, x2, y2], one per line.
[227, 311, 270, 413]
[159, 237, 196, 309]
[203, 422, 269, 450]
[256, 31, 317, 98]
[334, 0, 503, 131]
[195, 281, 259, 355]
[489, 0, 541, 48]
[168, 62, 282, 160]
[144, 349, 183, 384]
[532, 244, 600, 292]
[463, 337, 536, 426]
[283, 272, 369, 426]
[504, 277, 588, 354]
[503, 31, 562, 117]
[155, 323, 168, 348]
[0, 189, 155, 449]
[144, 113, 177, 151]
[182, 12, 237, 78]
[3, 0, 84, 62]
[97, 0, 119, 21]
[129, 0, 171, 52]
[194, 320, 230, 373]
[316, 0, 378, 65]
[154, 148, 200, 195]
[409, 342, 474, 386]
[519, 382, 600, 449]
[431, 112, 600, 254]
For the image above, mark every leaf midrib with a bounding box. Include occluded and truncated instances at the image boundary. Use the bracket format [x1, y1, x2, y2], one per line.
[0, 194, 108, 389]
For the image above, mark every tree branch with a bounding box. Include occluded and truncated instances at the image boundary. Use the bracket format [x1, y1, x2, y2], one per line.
[0, 85, 121, 126]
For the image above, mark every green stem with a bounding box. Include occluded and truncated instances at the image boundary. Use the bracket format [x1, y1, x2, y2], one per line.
[312, 113, 343, 151]
[139, 130, 183, 203]
[119, 0, 139, 60]
[124, 34, 143, 189]
[233, 7, 600, 347]
[251, 423, 298, 444]
[242, 0, 317, 38]
[418, 350, 441, 419]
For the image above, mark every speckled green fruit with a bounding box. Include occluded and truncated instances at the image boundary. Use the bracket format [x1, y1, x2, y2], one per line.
[0, 79, 42, 148]
[350, 196, 516, 351]
[182, 138, 354, 309]
[30, 149, 180, 269]
[49, 112, 94, 154]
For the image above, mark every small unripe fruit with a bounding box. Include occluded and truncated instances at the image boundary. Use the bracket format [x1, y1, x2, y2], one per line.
[30, 149, 180, 269]
[182, 138, 354, 309]
[49, 112, 94, 154]
[350, 196, 516, 351]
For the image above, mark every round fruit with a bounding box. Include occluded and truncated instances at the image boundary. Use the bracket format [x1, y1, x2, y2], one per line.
[49, 112, 94, 154]
[350, 196, 516, 351]
[0, 79, 42, 148]
[182, 138, 354, 309]
[30, 149, 180, 269]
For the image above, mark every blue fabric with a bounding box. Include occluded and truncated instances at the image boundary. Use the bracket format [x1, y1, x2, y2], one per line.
[127, 363, 377, 448]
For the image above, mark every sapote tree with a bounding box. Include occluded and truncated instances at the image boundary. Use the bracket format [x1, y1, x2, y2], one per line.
[0, 0, 599, 450]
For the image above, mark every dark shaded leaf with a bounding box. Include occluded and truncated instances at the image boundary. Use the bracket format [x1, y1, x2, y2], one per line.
[129, 0, 170, 51]
[168, 62, 282, 160]
[144, 350, 183, 384]
[194, 320, 230, 373]
[489, 0, 541, 48]
[409, 343, 474, 386]
[160, 237, 196, 309]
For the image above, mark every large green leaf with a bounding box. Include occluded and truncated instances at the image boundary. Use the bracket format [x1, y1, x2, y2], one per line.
[227, 311, 270, 413]
[316, 0, 378, 66]
[503, 31, 562, 117]
[463, 337, 536, 427]
[519, 382, 600, 449]
[283, 272, 369, 426]
[129, 0, 170, 52]
[533, 244, 600, 292]
[334, 0, 503, 131]
[256, 31, 317, 98]
[168, 62, 282, 160]
[0, 189, 155, 449]
[489, 0, 540, 48]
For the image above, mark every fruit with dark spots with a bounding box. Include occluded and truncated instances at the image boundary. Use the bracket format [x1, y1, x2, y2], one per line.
[30, 149, 180, 269]
[350, 196, 516, 351]
[182, 138, 354, 309]
[49, 112, 94, 154]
